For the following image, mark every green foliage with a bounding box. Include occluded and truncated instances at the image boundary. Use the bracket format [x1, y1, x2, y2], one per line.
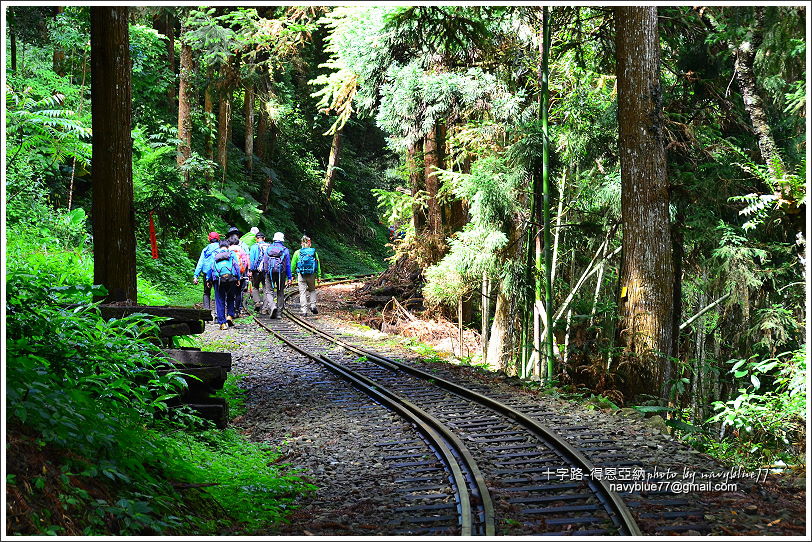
[371, 187, 416, 231]
[423, 155, 521, 307]
[214, 373, 249, 419]
[158, 429, 317, 532]
[5, 84, 91, 181]
[706, 348, 806, 465]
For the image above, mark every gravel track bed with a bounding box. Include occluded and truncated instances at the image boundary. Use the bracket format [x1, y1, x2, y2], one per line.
[197, 286, 806, 536]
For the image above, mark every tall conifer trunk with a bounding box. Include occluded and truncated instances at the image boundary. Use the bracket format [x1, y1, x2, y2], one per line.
[244, 83, 255, 175]
[9, 8, 17, 72]
[408, 141, 427, 233]
[733, 7, 786, 181]
[176, 25, 193, 179]
[90, 6, 136, 303]
[423, 124, 443, 236]
[615, 6, 675, 401]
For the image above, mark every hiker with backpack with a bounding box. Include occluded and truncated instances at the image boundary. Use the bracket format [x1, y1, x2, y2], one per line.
[240, 226, 260, 248]
[226, 227, 251, 317]
[263, 232, 291, 319]
[192, 231, 221, 312]
[248, 232, 271, 314]
[207, 239, 243, 330]
[291, 235, 323, 316]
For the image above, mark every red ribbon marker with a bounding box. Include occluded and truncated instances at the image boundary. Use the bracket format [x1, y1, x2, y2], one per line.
[149, 211, 159, 259]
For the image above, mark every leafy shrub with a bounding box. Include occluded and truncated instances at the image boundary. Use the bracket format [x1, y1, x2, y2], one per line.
[706, 348, 806, 465]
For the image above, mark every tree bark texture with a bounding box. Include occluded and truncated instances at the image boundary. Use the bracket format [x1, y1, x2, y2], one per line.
[615, 6, 675, 400]
[9, 8, 17, 72]
[256, 104, 268, 162]
[204, 71, 215, 163]
[176, 28, 193, 174]
[244, 83, 255, 175]
[423, 124, 444, 235]
[733, 7, 786, 179]
[408, 141, 427, 233]
[324, 127, 343, 198]
[90, 6, 137, 303]
[217, 86, 231, 182]
[445, 156, 470, 234]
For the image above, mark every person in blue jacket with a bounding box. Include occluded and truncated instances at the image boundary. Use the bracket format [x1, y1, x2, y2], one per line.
[263, 232, 291, 319]
[207, 239, 242, 330]
[192, 231, 220, 311]
[249, 232, 271, 314]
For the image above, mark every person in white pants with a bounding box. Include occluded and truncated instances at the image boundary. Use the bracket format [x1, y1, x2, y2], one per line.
[290, 235, 322, 315]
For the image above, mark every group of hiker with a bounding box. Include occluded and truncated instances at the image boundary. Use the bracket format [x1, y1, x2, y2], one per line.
[193, 226, 322, 330]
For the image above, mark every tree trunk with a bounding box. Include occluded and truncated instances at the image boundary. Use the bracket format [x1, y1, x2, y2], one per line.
[324, 127, 343, 198]
[9, 8, 17, 73]
[244, 83, 255, 176]
[176, 26, 193, 177]
[487, 290, 512, 373]
[217, 80, 231, 183]
[204, 71, 215, 164]
[733, 7, 786, 180]
[53, 7, 66, 76]
[481, 272, 490, 363]
[446, 155, 470, 234]
[256, 104, 267, 162]
[408, 141, 427, 233]
[153, 11, 176, 111]
[423, 125, 443, 235]
[90, 6, 136, 303]
[615, 6, 675, 401]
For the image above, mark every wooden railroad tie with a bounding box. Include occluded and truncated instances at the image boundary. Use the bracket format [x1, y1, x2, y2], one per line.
[88, 305, 232, 429]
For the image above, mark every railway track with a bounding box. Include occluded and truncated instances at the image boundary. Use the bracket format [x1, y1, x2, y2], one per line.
[246, 281, 661, 535]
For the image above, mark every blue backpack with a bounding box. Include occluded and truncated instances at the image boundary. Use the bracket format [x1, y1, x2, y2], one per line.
[212, 248, 237, 284]
[254, 241, 271, 272]
[297, 247, 317, 275]
[263, 244, 285, 273]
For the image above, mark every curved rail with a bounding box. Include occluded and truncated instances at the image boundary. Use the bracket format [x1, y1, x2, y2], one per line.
[253, 316, 495, 536]
[282, 309, 641, 536]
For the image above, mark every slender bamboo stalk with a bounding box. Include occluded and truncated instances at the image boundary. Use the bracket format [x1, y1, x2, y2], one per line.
[554, 243, 620, 324]
[550, 168, 567, 286]
[540, 6, 554, 384]
[680, 293, 731, 330]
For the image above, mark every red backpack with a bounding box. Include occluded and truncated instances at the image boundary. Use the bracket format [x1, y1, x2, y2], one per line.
[229, 245, 249, 275]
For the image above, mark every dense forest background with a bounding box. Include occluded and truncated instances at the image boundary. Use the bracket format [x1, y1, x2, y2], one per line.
[4, 4, 807, 535]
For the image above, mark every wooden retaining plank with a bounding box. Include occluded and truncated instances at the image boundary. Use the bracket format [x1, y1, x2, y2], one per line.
[159, 366, 227, 390]
[96, 305, 213, 322]
[162, 349, 232, 370]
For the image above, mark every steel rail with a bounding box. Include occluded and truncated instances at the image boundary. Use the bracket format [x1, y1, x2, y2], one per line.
[253, 316, 492, 536]
[283, 310, 642, 536]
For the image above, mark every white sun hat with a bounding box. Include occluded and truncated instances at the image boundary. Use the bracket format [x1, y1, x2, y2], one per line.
[273, 232, 285, 242]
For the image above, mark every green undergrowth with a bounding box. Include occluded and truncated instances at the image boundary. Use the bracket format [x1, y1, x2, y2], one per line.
[157, 429, 317, 533]
[5, 242, 314, 535]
